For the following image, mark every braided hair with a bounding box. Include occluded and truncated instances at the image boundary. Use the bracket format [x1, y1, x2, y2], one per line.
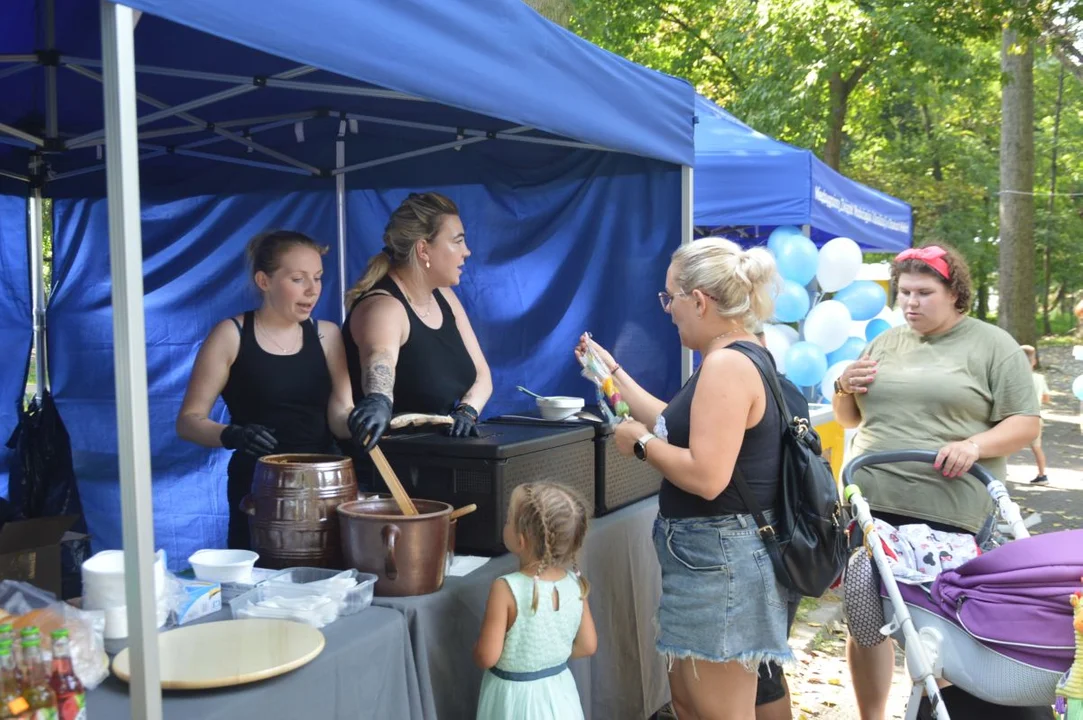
[510, 483, 591, 613]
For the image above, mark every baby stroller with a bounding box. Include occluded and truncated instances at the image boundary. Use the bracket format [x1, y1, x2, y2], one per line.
[842, 450, 1083, 720]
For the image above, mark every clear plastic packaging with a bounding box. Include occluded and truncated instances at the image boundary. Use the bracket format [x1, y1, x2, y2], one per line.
[261, 568, 377, 615]
[0, 580, 109, 690]
[228, 585, 340, 628]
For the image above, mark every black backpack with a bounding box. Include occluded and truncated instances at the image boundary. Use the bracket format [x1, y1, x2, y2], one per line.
[728, 342, 848, 598]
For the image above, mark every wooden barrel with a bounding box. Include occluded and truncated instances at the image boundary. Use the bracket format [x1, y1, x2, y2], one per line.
[241, 454, 357, 570]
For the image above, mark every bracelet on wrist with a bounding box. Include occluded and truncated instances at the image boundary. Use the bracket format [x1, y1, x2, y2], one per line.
[610, 364, 622, 375]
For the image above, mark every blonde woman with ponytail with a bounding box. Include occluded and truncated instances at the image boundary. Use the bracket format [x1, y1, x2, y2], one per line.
[341, 192, 492, 462]
[574, 238, 798, 720]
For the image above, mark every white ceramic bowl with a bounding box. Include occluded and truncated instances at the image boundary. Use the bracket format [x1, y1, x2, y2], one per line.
[189, 549, 259, 584]
[535, 396, 585, 421]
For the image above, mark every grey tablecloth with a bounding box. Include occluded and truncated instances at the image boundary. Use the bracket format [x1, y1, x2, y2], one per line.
[87, 605, 424, 720]
[375, 496, 669, 720]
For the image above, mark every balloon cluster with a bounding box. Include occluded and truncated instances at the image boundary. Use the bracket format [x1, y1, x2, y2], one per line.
[762, 226, 904, 400]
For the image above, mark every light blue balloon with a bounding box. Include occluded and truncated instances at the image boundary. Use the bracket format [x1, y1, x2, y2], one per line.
[865, 319, 891, 341]
[827, 336, 866, 366]
[767, 225, 804, 254]
[774, 280, 811, 323]
[784, 341, 829, 387]
[834, 281, 887, 321]
[1073, 375, 1083, 401]
[772, 233, 819, 286]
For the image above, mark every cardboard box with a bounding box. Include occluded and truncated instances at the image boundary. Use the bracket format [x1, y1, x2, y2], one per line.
[0, 516, 79, 597]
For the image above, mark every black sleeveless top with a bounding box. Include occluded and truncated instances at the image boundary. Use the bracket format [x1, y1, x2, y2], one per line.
[658, 341, 782, 518]
[221, 311, 334, 454]
[343, 275, 476, 415]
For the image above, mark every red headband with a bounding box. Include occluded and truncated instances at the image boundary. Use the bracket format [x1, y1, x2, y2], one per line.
[895, 246, 950, 280]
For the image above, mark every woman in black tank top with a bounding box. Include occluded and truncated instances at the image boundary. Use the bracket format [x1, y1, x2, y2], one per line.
[572, 239, 798, 718]
[176, 231, 365, 550]
[342, 193, 492, 453]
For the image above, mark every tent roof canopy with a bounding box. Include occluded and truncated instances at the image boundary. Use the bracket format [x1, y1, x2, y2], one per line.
[693, 94, 912, 252]
[0, 0, 696, 197]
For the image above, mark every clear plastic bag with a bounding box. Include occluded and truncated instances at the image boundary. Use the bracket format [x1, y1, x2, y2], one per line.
[0, 580, 109, 689]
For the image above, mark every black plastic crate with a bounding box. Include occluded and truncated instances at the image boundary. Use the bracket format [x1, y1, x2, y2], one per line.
[491, 407, 661, 516]
[368, 423, 595, 555]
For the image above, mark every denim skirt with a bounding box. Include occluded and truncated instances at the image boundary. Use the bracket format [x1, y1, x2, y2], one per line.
[652, 511, 796, 670]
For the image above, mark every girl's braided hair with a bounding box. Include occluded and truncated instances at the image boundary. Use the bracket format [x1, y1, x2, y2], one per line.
[511, 483, 591, 613]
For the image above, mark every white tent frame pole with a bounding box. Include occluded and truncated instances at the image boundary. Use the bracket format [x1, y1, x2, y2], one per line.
[68, 64, 316, 149]
[335, 139, 348, 325]
[0, 63, 36, 81]
[50, 149, 167, 182]
[0, 124, 44, 147]
[339, 112, 611, 153]
[64, 64, 320, 175]
[100, 3, 163, 720]
[0, 55, 38, 63]
[0, 170, 30, 183]
[0, 136, 39, 150]
[27, 179, 47, 399]
[264, 78, 422, 102]
[333, 126, 531, 176]
[681, 164, 694, 382]
[172, 148, 313, 175]
[44, 0, 59, 139]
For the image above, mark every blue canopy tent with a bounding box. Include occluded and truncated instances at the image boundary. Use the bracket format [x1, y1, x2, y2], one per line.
[1, 1, 695, 713]
[693, 94, 912, 251]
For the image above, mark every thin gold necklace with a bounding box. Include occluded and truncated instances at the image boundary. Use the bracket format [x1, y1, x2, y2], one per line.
[255, 312, 300, 353]
[395, 272, 435, 318]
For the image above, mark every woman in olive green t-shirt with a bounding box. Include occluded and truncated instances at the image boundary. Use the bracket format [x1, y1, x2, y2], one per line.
[832, 244, 1040, 719]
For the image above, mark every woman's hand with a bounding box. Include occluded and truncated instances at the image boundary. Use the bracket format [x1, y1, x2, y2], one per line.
[575, 333, 618, 373]
[839, 358, 878, 394]
[934, 440, 980, 478]
[614, 419, 649, 456]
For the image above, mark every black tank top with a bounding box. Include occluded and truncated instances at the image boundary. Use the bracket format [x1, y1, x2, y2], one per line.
[221, 311, 333, 454]
[658, 341, 781, 518]
[343, 275, 476, 415]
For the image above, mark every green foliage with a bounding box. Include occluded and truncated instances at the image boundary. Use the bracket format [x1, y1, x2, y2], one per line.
[569, 0, 1083, 334]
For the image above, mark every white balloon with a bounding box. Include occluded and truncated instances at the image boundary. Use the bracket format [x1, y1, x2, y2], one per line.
[762, 324, 794, 373]
[821, 360, 853, 400]
[803, 299, 852, 353]
[816, 237, 863, 292]
[774, 323, 799, 343]
[849, 319, 869, 338]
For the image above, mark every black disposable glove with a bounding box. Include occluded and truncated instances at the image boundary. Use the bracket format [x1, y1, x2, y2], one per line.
[448, 404, 480, 438]
[348, 393, 394, 452]
[220, 424, 277, 457]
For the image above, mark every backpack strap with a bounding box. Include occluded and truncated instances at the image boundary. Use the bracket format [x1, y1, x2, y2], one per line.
[725, 342, 791, 555]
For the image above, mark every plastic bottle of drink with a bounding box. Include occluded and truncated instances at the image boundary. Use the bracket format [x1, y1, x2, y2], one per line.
[18, 637, 56, 720]
[47, 631, 83, 720]
[0, 644, 29, 719]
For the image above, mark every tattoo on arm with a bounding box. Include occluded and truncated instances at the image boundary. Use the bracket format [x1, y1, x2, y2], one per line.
[364, 350, 396, 399]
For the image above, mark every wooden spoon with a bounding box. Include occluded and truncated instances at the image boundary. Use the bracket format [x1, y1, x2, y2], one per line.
[449, 504, 478, 521]
[368, 445, 419, 516]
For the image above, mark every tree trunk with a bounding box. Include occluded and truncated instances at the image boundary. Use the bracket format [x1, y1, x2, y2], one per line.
[998, 29, 1036, 344]
[1042, 66, 1065, 337]
[824, 71, 847, 170]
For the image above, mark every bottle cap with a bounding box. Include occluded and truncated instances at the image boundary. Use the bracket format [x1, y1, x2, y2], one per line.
[21, 637, 40, 649]
[50, 628, 69, 640]
[19, 626, 39, 638]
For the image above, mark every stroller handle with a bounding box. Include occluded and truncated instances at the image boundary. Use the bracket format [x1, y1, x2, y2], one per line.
[841, 449, 998, 489]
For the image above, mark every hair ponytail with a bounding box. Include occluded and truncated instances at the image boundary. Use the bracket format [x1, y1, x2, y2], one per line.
[344, 252, 392, 309]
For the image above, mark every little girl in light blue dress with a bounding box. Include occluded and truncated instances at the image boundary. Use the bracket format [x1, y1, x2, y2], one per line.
[474, 482, 597, 720]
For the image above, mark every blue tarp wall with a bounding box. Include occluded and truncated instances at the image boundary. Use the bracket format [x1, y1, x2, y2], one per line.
[693, 95, 912, 251]
[0, 195, 31, 500]
[44, 152, 681, 567]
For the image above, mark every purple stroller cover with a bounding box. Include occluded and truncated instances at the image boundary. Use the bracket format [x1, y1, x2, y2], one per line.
[889, 529, 1083, 671]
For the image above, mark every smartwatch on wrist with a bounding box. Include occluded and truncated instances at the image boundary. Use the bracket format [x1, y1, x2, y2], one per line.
[633, 433, 655, 461]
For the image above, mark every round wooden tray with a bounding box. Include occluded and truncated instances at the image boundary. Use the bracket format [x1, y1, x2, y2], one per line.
[112, 618, 325, 690]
